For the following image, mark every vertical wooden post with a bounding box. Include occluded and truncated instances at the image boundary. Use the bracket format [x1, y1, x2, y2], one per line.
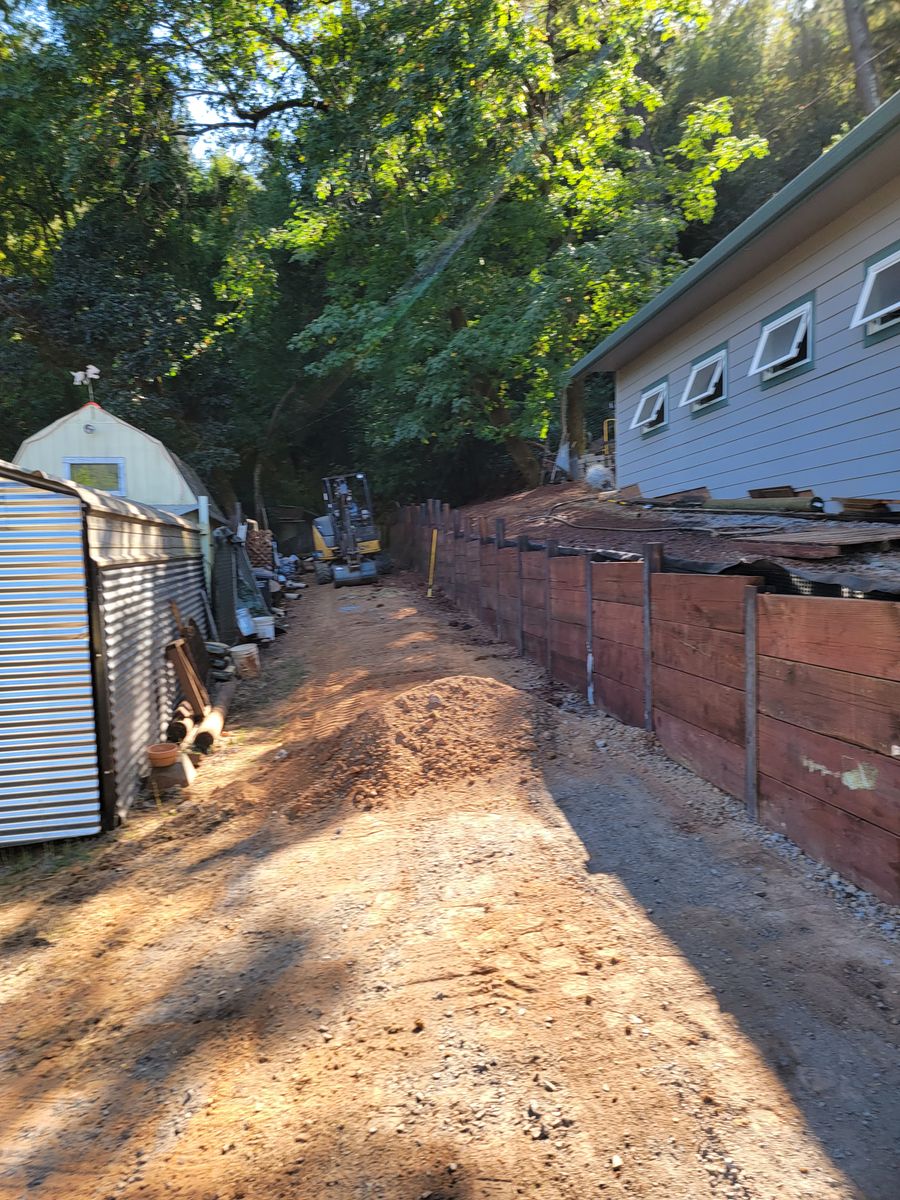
[516, 535, 527, 656]
[642, 543, 663, 732]
[744, 585, 759, 822]
[545, 539, 558, 678]
[478, 514, 488, 543]
[441, 502, 451, 532]
[584, 551, 594, 705]
[494, 519, 505, 640]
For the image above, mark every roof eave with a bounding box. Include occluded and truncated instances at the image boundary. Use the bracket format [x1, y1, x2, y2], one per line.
[571, 88, 900, 379]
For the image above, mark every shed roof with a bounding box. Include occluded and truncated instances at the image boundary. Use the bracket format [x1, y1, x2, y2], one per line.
[0, 458, 198, 530]
[14, 402, 226, 522]
[571, 88, 900, 378]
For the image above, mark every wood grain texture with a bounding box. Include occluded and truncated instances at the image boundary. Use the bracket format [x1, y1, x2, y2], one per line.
[758, 715, 900, 835]
[758, 595, 900, 680]
[552, 653, 587, 694]
[523, 631, 548, 667]
[522, 604, 547, 637]
[759, 655, 900, 756]
[549, 556, 585, 585]
[652, 574, 762, 633]
[592, 599, 643, 648]
[653, 663, 746, 746]
[654, 709, 746, 801]
[759, 774, 900, 903]
[550, 619, 587, 660]
[591, 561, 643, 605]
[592, 638, 642, 689]
[550, 581, 587, 625]
[521, 553, 547, 580]
[595, 674, 644, 728]
[652, 620, 746, 691]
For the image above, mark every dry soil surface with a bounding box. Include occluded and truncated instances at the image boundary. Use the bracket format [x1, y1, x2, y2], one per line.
[1, 577, 899, 1200]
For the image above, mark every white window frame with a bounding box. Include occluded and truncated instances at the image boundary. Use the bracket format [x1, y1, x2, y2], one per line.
[748, 301, 812, 378]
[679, 349, 727, 409]
[630, 381, 667, 431]
[63, 456, 127, 497]
[850, 246, 900, 332]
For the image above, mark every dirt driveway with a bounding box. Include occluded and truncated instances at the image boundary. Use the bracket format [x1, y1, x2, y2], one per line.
[1, 577, 898, 1200]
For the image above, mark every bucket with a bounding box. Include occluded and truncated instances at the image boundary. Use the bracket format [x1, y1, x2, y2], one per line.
[254, 615, 276, 641]
[232, 643, 261, 679]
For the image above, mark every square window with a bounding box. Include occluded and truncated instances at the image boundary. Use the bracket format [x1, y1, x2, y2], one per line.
[851, 247, 900, 334]
[680, 349, 727, 409]
[748, 302, 812, 379]
[630, 382, 667, 431]
[64, 459, 125, 495]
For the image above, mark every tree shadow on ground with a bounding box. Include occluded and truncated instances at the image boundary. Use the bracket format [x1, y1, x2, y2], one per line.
[547, 762, 900, 1200]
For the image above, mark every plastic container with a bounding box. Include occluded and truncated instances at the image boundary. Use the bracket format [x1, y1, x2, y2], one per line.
[253, 615, 275, 641]
[148, 742, 179, 768]
[232, 643, 261, 678]
[236, 607, 255, 637]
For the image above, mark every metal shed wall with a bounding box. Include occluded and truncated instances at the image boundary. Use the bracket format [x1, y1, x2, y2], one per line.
[96, 553, 206, 822]
[0, 477, 102, 844]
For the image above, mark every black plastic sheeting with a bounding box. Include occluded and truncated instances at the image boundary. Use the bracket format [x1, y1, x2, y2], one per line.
[519, 536, 900, 599]
[665, 555, 900, 599]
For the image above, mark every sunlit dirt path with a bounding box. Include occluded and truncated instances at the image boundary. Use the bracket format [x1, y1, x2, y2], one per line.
[1, 577, 898, 1200]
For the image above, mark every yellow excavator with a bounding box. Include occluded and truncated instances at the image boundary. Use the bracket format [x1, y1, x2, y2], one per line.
[312, 472, 384, 587]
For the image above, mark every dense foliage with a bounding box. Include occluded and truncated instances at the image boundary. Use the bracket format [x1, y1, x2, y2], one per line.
[0, 1, 896, 511]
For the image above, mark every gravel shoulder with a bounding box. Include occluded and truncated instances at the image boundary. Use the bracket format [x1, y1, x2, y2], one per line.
[0, 577, 898, 1200]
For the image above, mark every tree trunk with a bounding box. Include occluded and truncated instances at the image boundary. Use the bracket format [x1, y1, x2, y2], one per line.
[252, 457, 269, 531]
[504, 434, 541, 487]
[842, 0, 882, 114]
[562, 378, 586, 481]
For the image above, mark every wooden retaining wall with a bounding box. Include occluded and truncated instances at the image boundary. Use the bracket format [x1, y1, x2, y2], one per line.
[393, 505, 900, 903]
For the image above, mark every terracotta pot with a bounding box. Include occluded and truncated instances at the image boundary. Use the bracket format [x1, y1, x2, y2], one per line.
[148, 742, 179, 769]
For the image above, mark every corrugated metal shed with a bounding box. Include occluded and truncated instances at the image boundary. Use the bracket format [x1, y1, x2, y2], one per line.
[0, 475, 101, 844]
[0, 460, 208, 845]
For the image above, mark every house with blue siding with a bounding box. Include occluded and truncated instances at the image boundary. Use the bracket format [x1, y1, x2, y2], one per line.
[571, 90, 900, 510]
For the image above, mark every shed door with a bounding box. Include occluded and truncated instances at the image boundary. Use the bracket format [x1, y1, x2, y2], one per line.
[0, 479, 102, 843]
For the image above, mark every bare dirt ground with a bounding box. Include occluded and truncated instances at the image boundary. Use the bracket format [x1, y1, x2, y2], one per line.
[1, 576, 899, 1200]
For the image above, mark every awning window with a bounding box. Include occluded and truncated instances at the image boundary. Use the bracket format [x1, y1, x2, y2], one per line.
[680, 350, 726, 408]
[630, 382, 667, 431]
[851, 249, 900, 332]
[748, 302, 812, 378]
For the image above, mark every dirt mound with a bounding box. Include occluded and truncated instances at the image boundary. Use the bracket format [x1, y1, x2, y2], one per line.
[291, 675, 552, 812]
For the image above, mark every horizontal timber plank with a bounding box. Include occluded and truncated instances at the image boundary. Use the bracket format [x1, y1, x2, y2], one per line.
[654, 709, 746, 801]
[653, 663, 745, 745]
[758, 595, 900, 680]
[521, 578, 545, 609]
[553, 652, 587, 694]
[522, 604, 547, 637]
[498, 616, 518, 646]
[524, 631, 548, 667]
[595, 674, 644, 728]
[549, 556, 585, 585]
[759, 656, 900, 756]
[592, 599, 642, 648]
[496, 593, 518, 622]
[550, 619, 587, 660]
[652, 574, 762, 633]
[521, 553, 547, 580]
[592, 637, 642, 689]
[758, 715, 900, 835]
[550, 582, 587, 625]
[652, 620, 746, 691]
[591, 561, 643, 605]
[759, 775, 900, 903]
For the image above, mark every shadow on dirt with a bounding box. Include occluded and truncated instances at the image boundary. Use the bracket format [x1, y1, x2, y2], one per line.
[550, 764, 900, 1200]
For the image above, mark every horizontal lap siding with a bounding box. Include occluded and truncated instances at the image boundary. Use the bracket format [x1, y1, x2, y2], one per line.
[591, 562, 643, 726]
[756, 594, 900, 901]
[616, 176, 900, 503]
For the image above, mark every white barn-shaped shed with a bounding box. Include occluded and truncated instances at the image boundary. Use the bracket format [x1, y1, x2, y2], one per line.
[14, 402, 225, 524]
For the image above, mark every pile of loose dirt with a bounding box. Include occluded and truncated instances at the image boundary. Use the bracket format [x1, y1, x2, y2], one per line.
[290, 675, 554, 812]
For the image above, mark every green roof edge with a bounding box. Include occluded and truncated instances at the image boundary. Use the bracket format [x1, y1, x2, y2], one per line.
[570, 88, 900, 379]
